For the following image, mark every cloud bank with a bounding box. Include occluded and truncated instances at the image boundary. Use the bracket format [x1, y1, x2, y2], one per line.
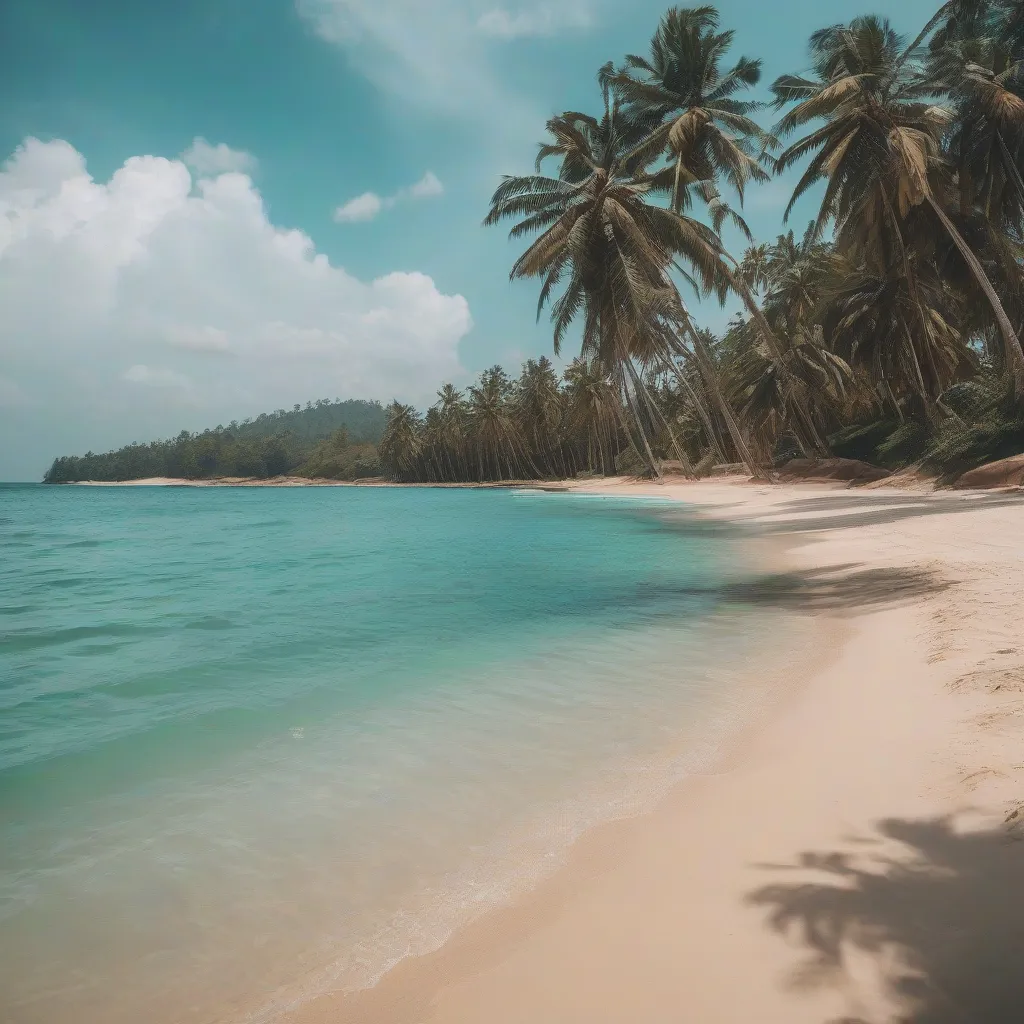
[0, 138, 472, 478]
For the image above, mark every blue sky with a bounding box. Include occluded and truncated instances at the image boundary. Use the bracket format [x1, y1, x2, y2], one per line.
[0, 0, 938, 479]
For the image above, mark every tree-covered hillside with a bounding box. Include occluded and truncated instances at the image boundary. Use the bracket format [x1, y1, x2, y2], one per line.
[44, 399, 387, 482]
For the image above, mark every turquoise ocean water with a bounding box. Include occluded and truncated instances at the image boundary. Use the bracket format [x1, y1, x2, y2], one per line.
[0, 484, 792, 1024]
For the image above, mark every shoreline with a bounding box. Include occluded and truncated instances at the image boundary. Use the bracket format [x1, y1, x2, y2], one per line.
[278, 477, 1024, 1024]
[63, 476, 558, 488]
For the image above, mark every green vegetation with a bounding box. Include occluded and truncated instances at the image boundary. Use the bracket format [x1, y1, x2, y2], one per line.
[44, 399, 386, 482]
[379, 2, 1024, 484]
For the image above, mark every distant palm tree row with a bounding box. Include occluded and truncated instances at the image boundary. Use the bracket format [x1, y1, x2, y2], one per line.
[379, 1, 1024, 483]
[378, 358, 646, 483]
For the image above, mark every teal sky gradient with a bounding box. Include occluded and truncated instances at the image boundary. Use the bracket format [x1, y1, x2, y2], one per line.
[0, 0, 939, 479]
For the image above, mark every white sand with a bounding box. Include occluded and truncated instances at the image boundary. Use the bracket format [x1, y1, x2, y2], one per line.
[280, 477, 1024, 1024]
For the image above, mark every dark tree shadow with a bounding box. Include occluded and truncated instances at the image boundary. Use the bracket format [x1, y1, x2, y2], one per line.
[747, 815, 1024, 1023]
[758, 492, 1024, 534]
[717, 565, 950, 612]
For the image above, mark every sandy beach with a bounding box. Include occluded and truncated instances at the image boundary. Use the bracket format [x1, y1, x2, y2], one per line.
[275, 476, 1024, 1024]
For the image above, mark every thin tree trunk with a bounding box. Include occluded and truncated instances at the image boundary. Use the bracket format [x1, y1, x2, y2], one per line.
[926, 193, 1024, 395]
[725, 268, 828, 456]
[996, 130, 1024, 207]
[881, 186, 943, 412]
[614, 379, 660, 478]
[655, 339, 726, 461]
[626, 358, 697, 478]
[681, 328, 767, 479]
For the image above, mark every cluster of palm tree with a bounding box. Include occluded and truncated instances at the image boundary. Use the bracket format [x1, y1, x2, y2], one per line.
[378, 358, 652, 482]
[379, 1, 1024, 483]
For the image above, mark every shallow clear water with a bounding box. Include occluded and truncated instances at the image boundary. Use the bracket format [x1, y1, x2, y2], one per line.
[0, 484, 789, 1024]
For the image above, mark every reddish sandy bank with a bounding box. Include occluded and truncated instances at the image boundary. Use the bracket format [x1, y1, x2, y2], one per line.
[275, 477, 1024, 1024]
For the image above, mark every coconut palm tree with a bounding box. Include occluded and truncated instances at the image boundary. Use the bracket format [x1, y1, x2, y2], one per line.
[606, 6, 772, 220]
[928, 18, 1024, 221]
[602, 7, 791, 471]
[466, 366, 531, 480]
[434, 383, 471, 480]
[483, 75, 771, 475]
[514, 357, 568, 477]
[378, 402, 423, 481]
[771, 14, 1024, 393]
[562, 358, 621, 474]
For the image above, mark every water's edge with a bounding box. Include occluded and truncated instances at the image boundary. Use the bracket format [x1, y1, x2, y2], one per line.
[244, 501, 815, 1023]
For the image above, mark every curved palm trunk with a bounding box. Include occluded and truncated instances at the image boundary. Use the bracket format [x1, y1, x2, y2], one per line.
[615, 374, 661, 478]
[626, 358, 697, 478]
[683, 329, 768, 479]
[995, 131, 1024, 207]
[926, 193, 1024, 395]
[651, 335, 726, 462]
[725, 268, 828, 458]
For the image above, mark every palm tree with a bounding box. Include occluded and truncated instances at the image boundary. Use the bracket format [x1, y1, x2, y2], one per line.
[562, 358, 621, 474]
[607, 5, 771, 220]
[434, 383, 471, 480]
[928, 13, 1024, 222]
[771, 14, 1024, 393]
[514, 357, 568, 477]
[466, 366, 531, 480]
[820, 255, 971, 415]
[483, 76, 764, 476]
[378, 402, 423, 481]
[604, 6, 783, 472]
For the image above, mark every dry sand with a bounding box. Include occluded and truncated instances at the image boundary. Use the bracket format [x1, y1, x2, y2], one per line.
[274, 476, 1024, 1024]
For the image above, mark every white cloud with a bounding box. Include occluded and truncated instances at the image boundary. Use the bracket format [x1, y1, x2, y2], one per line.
[333, 191, 384, 222]
[477, 4, 591, 38]
[408, 170, 444, 198]
[333, 171, 443, 224]
[0, 137, 472, 478]
[181, 137, 257, 177]
[294, 0, 594, 130]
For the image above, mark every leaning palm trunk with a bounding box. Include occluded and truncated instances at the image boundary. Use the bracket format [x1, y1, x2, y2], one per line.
[624, 357, 697, 478]
[684, 327, 768, 479]
[660, 347, 727, 462]
[925, 194, 1024, 395]
[725, 268, 828, 457]
[616, 369, 662, 478]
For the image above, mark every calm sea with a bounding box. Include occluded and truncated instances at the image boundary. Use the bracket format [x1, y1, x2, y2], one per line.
[0, 483, 794, 1024]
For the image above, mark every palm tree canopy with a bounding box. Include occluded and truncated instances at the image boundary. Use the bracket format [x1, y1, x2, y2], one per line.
[771, 15, 948, 263]
[608, 5, 772, 216]
[484, 92, 731, 369]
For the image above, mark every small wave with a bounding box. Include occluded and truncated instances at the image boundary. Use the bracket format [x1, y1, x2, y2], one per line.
[0, 623, 164, 653]
[184, 616, 236, 631]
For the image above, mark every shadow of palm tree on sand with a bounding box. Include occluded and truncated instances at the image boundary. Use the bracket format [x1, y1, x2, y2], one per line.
[747, 815, 1024, 1023]
[717, 565, 950, 612]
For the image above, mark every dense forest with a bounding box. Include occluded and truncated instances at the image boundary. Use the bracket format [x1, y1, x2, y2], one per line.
[377, 1, 1024, 484]
[44, 399, 387, 482]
